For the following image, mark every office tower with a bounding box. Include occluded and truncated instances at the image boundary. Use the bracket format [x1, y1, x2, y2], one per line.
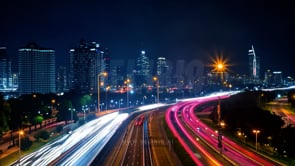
[272, 71, 283, 87]
[156, 57, 169, 87]
[0, 47, 12, 92]
[102, 48, 110, 85]
[135, 50, 150, 86]
[56, 66, 68, 93]
[18, 43, 56, 95]
[248, 45, 260, 82]
[69, 40, 106, 94]
[264, 69, 272, 86]
[110, 66, 124, 87]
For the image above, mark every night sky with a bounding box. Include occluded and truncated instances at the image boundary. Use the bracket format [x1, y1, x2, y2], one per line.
[1, 0, 294, 76]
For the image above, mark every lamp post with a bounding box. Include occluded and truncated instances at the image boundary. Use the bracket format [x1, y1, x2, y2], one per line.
[153, 76, 160, 103]
[82, 106, 86, 121]
[210, 55, 229, 86]
[97, 72, 107, 112]
[218, 121, 225, 154]
[253, 129, 260, 151]
[124, 79, 130, 107]
[142, 96, 147, 105]
[18, 130, 24, 165]
[217, 98, 221, 125]
[105, 86, 110, 110]
[68, 108, 75, 123]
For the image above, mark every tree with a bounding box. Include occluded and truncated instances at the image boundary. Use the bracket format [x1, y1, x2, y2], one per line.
[0, 95, 10, 137]
[33, 115, 44, 129]
[20, 136, 32, 150]
[212, 92, 284, 150]
[56, 100, 78, 123]
[34, 130, 50, 140]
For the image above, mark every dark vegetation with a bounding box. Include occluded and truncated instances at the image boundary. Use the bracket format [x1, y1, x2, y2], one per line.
[163, 117, 195, 165]
[209, 91, 295, 159]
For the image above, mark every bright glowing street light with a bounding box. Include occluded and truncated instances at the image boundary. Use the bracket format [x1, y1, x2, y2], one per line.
[210, 55, 229, 82]
[220, 121, 226, 127]
[124, 79, 131, 107]
[153, 76, 160, 103]
[217, 63, 224, 70]
[97, 72, 107, 112]
[253, 129, 260, 151]
[105, 86, 110, 110]
[19, 130, 24, 165]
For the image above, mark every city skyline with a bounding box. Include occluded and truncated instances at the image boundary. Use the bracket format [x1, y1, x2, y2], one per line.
[0, 1, 294, 76]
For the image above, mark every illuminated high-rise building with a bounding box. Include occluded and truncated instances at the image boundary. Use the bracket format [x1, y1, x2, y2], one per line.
[135, 50, 150, 86]
[69, 40, 106, 94]
[102, 47, 110, 85]
[110, 66, 124, 87]
[156, 57, 169, 87]
[0, 47, 12, 92]
[56, 66, 68, 93]
[18, 43, 56, 95]
[264, 69, 272, 86]
[248, 45, 260, 82]
[272, 71, 283, 87]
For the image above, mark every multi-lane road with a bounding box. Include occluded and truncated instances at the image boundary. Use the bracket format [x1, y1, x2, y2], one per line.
[11, 112, 128, 166]
[166, 92, 284, 166]
[9, 91, 288, 165]
[101, 106, 180, 166]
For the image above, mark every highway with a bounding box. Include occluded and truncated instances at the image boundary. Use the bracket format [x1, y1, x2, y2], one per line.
[148, 110, 182, 166]
[166, 91, 284, 166]
[12, 112, 128, 166]
[101, 105, 181, 166]
[266, 101, 295, 127]
[119, 112, 153, 166]
[120, 114, 145, 165]
[166, 101, 228, 166]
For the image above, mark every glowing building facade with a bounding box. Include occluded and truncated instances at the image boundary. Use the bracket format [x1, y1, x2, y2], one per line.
[69, 40, 107, 94]
[134, 50, 150, 86]
[248, 45, 260, 83]
[18, 43, 56, 95]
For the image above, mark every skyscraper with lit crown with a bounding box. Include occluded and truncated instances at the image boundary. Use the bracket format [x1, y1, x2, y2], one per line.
[135, 50, 150, 86]
[156, 57, 169, 87]
[248, 45, 260, 83]
[69, 40, 107, 94]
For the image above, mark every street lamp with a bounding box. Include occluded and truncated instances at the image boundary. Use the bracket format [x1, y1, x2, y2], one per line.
[218, 121, 225, 154]
[97, 72, 107, 112]
[153, 76, 160, 103]
[68, 108, 75, 123]
[82, 106, 86, 121]
[217, 98, 221, 125]
[210, 55, 229, 83]
[18, 130, 24, 165]
[229, 84, 232, 91]
[142, 96, 147, 105]
[253, 129, 260, 151]
[124, 79, 130, 107]
[105, 86, 110, 110]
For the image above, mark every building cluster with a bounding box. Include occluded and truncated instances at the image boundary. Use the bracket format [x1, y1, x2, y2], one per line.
[0, 41, 294, 99]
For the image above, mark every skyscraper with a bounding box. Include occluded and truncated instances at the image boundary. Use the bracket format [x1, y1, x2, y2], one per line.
[135, 50, 150, 86]
[69, 40, 106, 94]
[102, 47, 110, 86]
[156, 57, 169, 87]
[18, 43, 56, 95]
[248, 45, 260, 82]
[0, 47, 12, 92]
[272, 71, 283, 87]
[110, 66, 124, 87]
[264, 69, 272, 86]
[56, 66, 68, 93]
